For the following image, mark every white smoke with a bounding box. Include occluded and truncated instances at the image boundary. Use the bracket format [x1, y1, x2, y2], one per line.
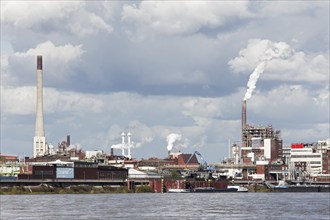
[111, 135, 153, 149]
[244, 62, 266, 100]
[240, 40, 294, 100]
[166, 133, 182, 151]
[110, 143, 123, 149]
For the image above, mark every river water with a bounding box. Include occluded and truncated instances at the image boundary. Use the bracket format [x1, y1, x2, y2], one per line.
[1, 193, 329, 219]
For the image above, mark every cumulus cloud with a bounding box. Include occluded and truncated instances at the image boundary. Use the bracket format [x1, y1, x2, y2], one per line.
[44, 88, 104, 114]
[313, 86, 330, 105]
[1, 2, 328, 161]
[228, 39, 329, 83]
[0, 55, 12, 86]
[255, 1, 327, 17]
[282, 122, 329, 145]
[2, 83, 328, 160]
[183, 98, 221, 127]
[182, 91, 245, 126]
[247, 84, 329, 124]
[122, 1, 253, 36]
[7, 41, 84, 85]
[0, 86, 35, 115]
[1, 1, 112, 36]
[15, 41, 84, 65]
[108, 122, 153, 150]
[126, 120, 154, 148]
[1, 86, 104, 115]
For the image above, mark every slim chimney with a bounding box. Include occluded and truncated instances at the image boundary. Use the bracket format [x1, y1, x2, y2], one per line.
[67, 135, 71, 147]
[242, 100, 246, 132]
[127, 132, 132, 159]
[242, 100, 247, 148]
[121, 132, 126, 156]
[33, 55, 46, 158]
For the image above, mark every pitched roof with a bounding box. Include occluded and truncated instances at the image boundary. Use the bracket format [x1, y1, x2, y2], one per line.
[177, 154, 199, 165]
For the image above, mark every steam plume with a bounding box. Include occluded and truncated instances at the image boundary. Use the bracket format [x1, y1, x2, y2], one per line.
[166, 133, 182, 151]
[244, 62, 266, 100]
[243, 40, 293, 100]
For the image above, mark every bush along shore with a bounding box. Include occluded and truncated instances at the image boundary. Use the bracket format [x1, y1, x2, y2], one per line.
[1, 181, 278, 194]
[0, 184, 153, 195]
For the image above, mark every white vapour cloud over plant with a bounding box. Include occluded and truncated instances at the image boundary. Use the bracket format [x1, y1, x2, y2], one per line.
[228, 39, 329, 100]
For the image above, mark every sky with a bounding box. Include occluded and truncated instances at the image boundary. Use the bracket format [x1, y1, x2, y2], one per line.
[1, 1, 329, 163]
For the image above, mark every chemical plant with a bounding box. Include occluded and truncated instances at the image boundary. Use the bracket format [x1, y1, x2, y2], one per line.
[0, 56, 329, 193]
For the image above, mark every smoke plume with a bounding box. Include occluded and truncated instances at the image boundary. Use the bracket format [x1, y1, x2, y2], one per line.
[244, 62, 266, 100]
[242, 40, 294, 100]
[166, 133, 182, 151]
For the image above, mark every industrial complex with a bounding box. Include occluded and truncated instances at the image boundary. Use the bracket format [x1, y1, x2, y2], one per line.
[1, 56, 329, 193]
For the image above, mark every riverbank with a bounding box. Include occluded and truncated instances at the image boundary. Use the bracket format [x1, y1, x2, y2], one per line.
[1, 183, 268, 194]
[2, 183, 329, 194]
[0, 184, 155, 195]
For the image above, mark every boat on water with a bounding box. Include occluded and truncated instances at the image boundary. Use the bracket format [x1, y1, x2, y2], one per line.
[274, 184, 330, 192]
[273, 185, 289, 189]
[168, 188, 192, 193]
[227, 185, 249, 192]
[194, 187, 238, 193]
[168, 185, 249, 193]
[265, 180, 330, 192]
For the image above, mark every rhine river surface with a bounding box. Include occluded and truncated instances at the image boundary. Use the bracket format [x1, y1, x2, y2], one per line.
[1, 193, 329, 219]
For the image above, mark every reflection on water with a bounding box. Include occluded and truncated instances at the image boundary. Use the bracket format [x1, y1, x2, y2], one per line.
[1, 193, 329, 220]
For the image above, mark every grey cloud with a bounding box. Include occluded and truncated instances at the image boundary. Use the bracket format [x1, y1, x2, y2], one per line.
[1, 1, 329, 162]
[2, 1, 112, 36]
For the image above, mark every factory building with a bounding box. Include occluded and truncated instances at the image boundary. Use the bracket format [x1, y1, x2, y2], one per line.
[110, 132, 133, 160]
[287, 140, 330, 181]
[27, 135, 85, 164]
[290, 145, 322, 176]
[241, 100, 283, 165]
[0, 155, 21, 178]
[18, 160, 128, 181]
[137, 152, 200, 171]
[322, 147, 330, 175]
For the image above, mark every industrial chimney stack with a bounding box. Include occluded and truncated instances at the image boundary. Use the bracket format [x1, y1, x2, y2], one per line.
[33, 55, 46, 158]
[121, 132, 126, 156]
[127, 132, 132, 159]
[242, 100, 247, 148]
[67, 135, 71, 147]
[242, 100, 247, 132]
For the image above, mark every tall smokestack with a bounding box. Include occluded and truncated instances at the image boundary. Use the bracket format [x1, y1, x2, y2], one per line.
[121, 132, 126, 157]
[33, 55, 46, 158]
[127, 132, 132, 159]
[242, 100, 247, 148]
[242, 100, 246, 132]
[67, 135, 71, 147]
[35, 56, 44, 137]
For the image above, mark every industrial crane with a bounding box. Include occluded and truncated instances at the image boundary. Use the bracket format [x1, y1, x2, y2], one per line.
[186, 151, 208, 170]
